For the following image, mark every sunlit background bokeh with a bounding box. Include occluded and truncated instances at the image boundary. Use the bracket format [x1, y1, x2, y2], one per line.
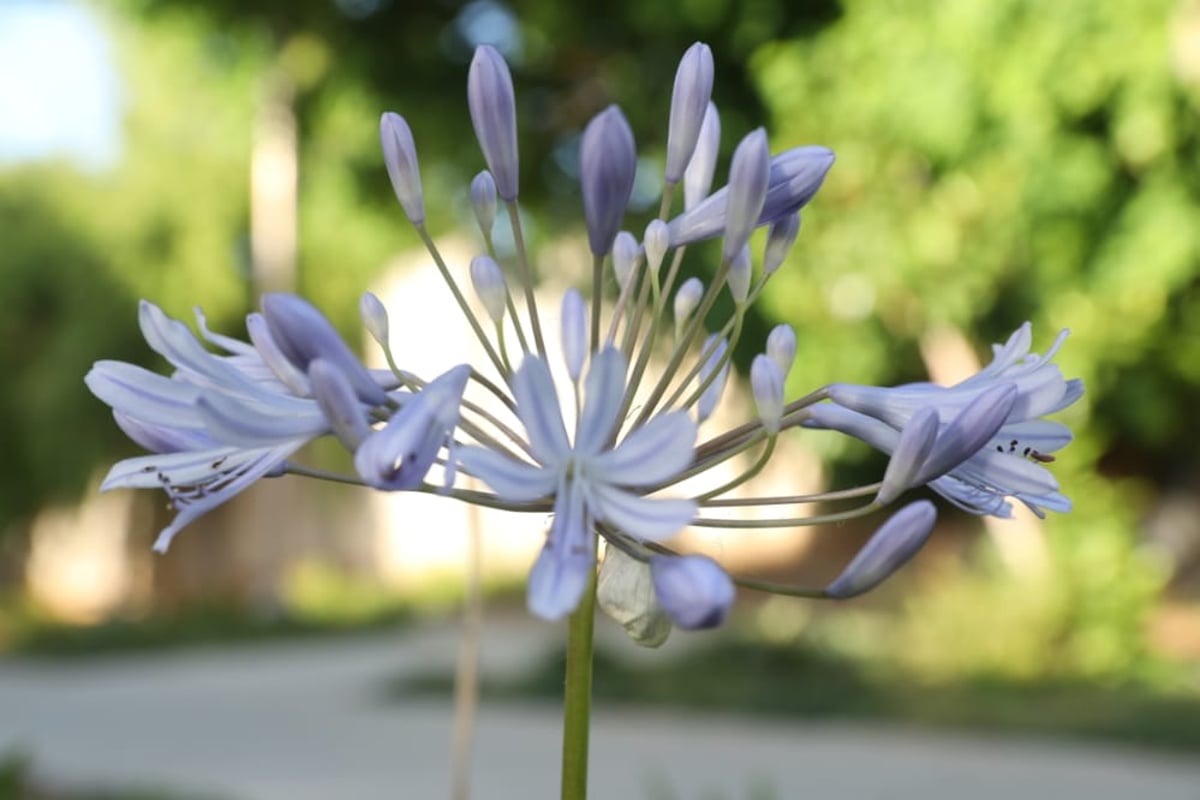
[2, 0, 1199, 797]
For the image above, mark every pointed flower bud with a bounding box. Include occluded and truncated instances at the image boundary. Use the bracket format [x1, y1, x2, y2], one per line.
[469, 255, 508, 324]
[763, 211, 801, 276]
[727, 243, 752, 304]
[665, 42, 714, 185]
[467, 45, 519, 201]
[561, 288, 587, 382]
[643, 219, 670, 274]
[670, 145, 835, 247]
[826, 500, 936, 599]
[914, 382, 1017, 484]
[650, 554, 735, 630]
[683, 102, 720, 211]
[673, 277, 703, 337]
[722, 128, 770, 263]
[355, 364, 471, 491]
[261, 293, 386, 405]
[470, 170, 498, 237]
[765, 324, 796, 378]
[309, 358, 372, 451]
[359, 291, 389, 350]
[580, 105, 636, 257]
[877, 406, 938, 505]
[612, 230, 641, 290]
[380, 112, 425, 225]
[697, 334, 729, 423]
[598, 547, 671, 647]
[751, 354, 785, 434]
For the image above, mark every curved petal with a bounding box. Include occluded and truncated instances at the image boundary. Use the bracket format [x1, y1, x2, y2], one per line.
[527, 478, 594, 620]
[587, 483, 695, 542]
[457, 446, 557, 502]
[589, 411, 696, 488]
[512, 355, 569, 467]
[575, 347, 627, 457]
[196, 392, 327, 448]
[86, 361, 203, 427]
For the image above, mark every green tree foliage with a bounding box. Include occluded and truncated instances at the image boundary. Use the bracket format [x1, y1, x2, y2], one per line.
[0, 168, 145, 527]
[751, 0, 1198, 676]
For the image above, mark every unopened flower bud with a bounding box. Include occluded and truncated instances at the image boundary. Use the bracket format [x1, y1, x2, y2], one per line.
[261, 293, 386, 405]
[581, 105, 636, 257]
[650, 554, 735, 630]
[763, 211, 801, 276]
[751, 355, 785, 434]
[359, 291, 389, 350]
[765, 324, 796, 378]
[561, 288, 587, 382]
[643, 219, 670, 275]
[469, 255, 508, 324]
[470, 170, 498, 237]
[673, 277, 703, 337]
[826, 500, 936, 598]
[309, 358, 372, 451]
[723, 128, 770, 263]
[612, 231, 641, 291]
[670, 146, 835, 247]
[665, 42, 714, 185]
[877, 406, 938, 505]
[683, 102, 720, 211]
[380, 112, 425, 225]
[467, 45, 519, 201]
[727, 244, 752, 305]
[598, 547, 671, 647]
[914, 382, 1017, 484]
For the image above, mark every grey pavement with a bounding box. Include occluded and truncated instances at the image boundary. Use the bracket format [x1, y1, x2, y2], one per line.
[1, 619, 1198, 799]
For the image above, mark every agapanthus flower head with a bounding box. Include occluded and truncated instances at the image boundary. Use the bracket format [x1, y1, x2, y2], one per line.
[90, 42, 1079, 643]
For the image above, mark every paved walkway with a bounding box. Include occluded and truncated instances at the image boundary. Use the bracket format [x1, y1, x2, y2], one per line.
[1, 621, 1198, 799]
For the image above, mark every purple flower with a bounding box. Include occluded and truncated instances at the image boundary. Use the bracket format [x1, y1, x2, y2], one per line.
[669, 145, 835, 247]
[380, 112, 425, 224]
[650, 554, 735, 629]
[664, 42, 714, 185]
[468, 45, 520, 201]
[580, 106, 637, 257]
[826, 500, 936, 598]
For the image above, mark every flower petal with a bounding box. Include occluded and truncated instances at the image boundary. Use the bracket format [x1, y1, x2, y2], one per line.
[457, 446, 557, 502]
[527, 478, 594, 620]
[589, 411, 696, 488]
[575, 347, 627, 456]
[512, 355, 569, 467]
[587, 483, 696, 542]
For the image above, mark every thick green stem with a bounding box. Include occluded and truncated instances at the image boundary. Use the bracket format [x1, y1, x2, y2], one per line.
[560, 567, 597, 800]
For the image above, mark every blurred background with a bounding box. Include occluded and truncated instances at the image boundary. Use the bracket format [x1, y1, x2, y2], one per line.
[1, 0, 1199, 797]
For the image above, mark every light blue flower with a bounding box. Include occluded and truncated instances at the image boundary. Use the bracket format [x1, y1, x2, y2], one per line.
[87, 298, 409, 552]
[804, 325, 1081, 517]
[458, 346, 698, 620]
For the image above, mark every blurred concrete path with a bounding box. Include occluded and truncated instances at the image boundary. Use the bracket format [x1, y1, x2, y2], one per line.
[1, 619, 1198, 799]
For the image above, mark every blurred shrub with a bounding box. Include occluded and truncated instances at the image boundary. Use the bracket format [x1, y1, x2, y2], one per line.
[0, 169, 145, 530]
[748, 0, 1198, 673]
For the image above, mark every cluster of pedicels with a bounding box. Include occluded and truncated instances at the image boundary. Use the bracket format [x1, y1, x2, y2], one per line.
[86, 43, 1081, 645]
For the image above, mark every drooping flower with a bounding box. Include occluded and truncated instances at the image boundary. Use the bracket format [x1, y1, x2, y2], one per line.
[87, 299, 389, 552]
[805, 324, 1082, 517]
